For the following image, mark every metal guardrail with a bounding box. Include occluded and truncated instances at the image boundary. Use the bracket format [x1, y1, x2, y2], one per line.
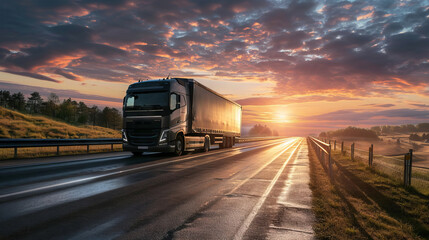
[308, 136, 333, 178]
[0, 136, 283, 159]
[0, 138, 122, 158]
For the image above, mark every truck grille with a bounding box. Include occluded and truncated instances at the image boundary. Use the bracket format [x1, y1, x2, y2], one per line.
[126, 118, 161, 146]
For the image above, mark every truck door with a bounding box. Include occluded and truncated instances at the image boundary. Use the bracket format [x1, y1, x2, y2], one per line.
[170, 93, 181, 127]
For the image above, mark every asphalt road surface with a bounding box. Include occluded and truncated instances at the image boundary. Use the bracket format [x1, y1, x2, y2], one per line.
[0, 137, 314, 240]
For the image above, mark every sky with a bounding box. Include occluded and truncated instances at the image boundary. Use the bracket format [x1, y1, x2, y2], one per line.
[0, 0, 429, 136]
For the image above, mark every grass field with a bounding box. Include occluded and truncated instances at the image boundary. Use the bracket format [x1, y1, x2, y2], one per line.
[0, 107, 121, 159]
[0, 107, 120, 139]
[309, 139, 429, 239]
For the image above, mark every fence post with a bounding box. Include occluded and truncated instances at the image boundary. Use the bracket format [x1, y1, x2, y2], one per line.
[368, 144, 373, 167]
[351, 143, 355, 161]
[341, 141, 344, 154]
[409, 149, 413, 186]
[334, 140, 336, 150]
[14, 147, 18, 158]
[329, 144, 332, 179]
[404, 153, 410, 186]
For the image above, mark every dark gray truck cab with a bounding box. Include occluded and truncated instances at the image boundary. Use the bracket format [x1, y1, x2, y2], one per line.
[122, 78, 241, 156]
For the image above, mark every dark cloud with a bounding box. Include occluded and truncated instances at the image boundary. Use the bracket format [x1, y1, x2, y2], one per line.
[0, 0, 428, 98]
[1, 70, 60, 83]
[0, 81, 121, 103]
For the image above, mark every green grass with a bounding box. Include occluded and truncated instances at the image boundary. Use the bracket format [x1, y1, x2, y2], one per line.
[0, 107, 122, 159]
[308, 139, 429, 239]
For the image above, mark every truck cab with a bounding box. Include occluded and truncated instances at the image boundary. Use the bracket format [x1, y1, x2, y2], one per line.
[122, 78, 241, 156]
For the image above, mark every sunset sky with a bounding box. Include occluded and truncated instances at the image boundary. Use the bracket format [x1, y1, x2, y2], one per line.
[1, 0, 429, 135]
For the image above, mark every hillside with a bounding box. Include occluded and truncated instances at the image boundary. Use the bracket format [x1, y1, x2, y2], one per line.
[0, 107, 120, 139]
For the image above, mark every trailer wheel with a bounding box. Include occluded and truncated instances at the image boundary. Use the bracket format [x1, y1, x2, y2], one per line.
[203, 136, 210, 152]
[175, 135, 184, 156]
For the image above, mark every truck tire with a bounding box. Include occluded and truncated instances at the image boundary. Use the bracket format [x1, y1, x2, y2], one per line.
[175, 135, 184, 156]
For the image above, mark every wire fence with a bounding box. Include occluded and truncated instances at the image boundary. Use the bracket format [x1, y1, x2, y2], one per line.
[332, 139, 429, 195]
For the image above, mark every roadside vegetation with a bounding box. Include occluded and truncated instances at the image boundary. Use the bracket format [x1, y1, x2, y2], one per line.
[0, 107, 122, 160]
[0, 107, 120, 139]
[0, 90, 122, 130]
[248, 124, 279, 137]
[319, 126, 379, 140]
[308, 139, 429, 239]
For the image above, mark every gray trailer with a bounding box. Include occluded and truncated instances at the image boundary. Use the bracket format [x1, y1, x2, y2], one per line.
[122, 78, 241, 155]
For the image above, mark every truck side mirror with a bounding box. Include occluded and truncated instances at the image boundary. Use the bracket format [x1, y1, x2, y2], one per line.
[176, 94, 180, 109]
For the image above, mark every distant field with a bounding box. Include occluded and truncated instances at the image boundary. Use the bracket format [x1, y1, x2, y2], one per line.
[0, 107, 120, 139]
[333, 135, 429, 168]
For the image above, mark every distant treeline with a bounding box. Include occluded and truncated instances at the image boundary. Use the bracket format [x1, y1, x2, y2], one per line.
[370, 123, 429, 134]
[248, 124, 279, 137]
[0, 90, 122, 130]
[319, 126, 379, 139]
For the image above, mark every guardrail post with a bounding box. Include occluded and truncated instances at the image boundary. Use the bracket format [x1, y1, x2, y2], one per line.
[57, 145, 60, 156]
[341, 141, 344, 154]
[351, 143, 355, 161]
[87, 144, 90, 153]
[111, 144, 114, 151]
[334, 140, 336, 150]
[14, 147, 18, 158]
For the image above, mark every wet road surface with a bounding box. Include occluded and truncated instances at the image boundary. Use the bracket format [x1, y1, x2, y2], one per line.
[0, 137, 314, 240]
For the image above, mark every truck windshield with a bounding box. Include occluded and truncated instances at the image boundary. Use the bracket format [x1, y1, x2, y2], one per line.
[124, 92, 168, 110]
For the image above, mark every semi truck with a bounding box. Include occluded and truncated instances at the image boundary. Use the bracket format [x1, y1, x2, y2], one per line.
[122, 77, 242, 156]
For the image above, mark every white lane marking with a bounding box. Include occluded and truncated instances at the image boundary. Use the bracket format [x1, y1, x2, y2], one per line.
[227, 139, 300, 195]
[233, 139, 302, 240]
[0, 139, 292, 200]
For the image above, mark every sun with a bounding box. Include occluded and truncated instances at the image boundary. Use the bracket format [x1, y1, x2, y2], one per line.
[273, 110, 290, 123]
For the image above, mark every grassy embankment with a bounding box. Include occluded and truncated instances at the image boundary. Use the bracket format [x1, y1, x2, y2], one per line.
[308, 139, 429, 239]
[0, 107, 122, 159]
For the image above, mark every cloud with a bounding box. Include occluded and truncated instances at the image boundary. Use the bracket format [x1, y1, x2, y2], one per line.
[1, 70, 61, 83]
[0, 81, 121, 103]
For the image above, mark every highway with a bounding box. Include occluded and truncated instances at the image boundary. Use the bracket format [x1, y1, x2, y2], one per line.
[0, 137, 314, 240]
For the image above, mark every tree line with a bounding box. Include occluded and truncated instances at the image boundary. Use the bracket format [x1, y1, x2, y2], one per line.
[370, 123, 429, 135]
[319, 126, 379, 139]
[0, 90, 122, 130]
[248, 124, 279, 137]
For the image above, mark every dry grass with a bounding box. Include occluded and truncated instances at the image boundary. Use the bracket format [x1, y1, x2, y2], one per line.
[0, 107, 122, 160]
[309, 139, 429, 239]
[0, 144, 123, 159]
[0, 107, 120, 139]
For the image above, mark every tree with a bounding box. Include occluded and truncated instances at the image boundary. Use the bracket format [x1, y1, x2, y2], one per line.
[10, 92, 26, 111]
[77, 102, 89, 124]
[42, 93, 59, 118]
[417, 123, 429, 132]
[249, 124, 273, 136]
[27, 92, 43, 114]
[0, 90, 11, 108]
[58, 98, 77, 123]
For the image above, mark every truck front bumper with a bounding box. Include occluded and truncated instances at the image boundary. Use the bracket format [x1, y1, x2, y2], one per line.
[123, 143, 175, 153]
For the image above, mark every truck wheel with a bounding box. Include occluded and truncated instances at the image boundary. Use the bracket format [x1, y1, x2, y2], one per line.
[175, 135, 184, 156]
[132, 152, 142, 156]
[203, 136, 210, 152]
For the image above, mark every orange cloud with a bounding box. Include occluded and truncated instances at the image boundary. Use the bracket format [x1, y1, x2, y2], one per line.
[357, 11, 374, 21]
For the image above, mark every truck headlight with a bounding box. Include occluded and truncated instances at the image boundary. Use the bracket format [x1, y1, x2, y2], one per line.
[159, 130, 168, 143]
[122, 129, 128, 143]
